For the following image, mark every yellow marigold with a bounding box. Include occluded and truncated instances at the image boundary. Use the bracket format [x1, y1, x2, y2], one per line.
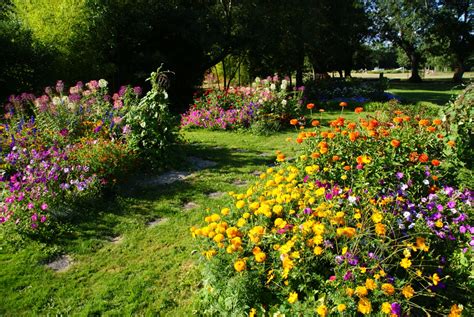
[313, 246, 323, 255]
[448, 304, 463, 317]
[357, 297, 372, 315]
[249, 308, 257, 317]
[432, 273, 441, 286]
[365, 278, 377, 291]
[355, 286, 368, 297]
[255, 252, 266, 263]
[375, 223, 386, 236]
[317, 304, 328, 316]
[213, 233, 225, 243]
[381, 302, 392, 314]
[400, 257, 412, 269]
[234, 259, 246, 272]
[402, 284, 415, 299]
[371, 212, 383, 223]
[288, 291, 298, 304]
[416, 237, 429, 251]
[221, 207, 230, 215]
[381, 283, 395, 295]
[337, 304, 347, 312]
[236, 200, 245, 209]
[346, 287, 354, 296]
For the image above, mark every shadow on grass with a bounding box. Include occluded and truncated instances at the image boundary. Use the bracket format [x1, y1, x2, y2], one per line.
[48, 142, 275, 254]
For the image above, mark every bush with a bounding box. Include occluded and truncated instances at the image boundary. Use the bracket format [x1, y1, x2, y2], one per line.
[192, 106, 473, 316]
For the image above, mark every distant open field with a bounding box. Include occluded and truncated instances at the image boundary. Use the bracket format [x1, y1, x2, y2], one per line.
[352, 70, 474, 80]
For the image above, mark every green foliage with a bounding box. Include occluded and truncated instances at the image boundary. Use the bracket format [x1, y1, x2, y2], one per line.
[125, 68, 180, 169]
[441, 83, 474, 169]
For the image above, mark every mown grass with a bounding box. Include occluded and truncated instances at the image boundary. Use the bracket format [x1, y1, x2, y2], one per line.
[0, 123, 304, 315]
[388, 79, 470, 106]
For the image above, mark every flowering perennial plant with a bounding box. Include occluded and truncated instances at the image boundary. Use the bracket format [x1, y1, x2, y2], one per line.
[192, 106, 473, 316]
[181, 76, 304, 131]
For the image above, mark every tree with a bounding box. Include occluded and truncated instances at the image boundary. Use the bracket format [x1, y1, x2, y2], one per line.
[370, 0, 435, 82]
[430, 1, 473, 82]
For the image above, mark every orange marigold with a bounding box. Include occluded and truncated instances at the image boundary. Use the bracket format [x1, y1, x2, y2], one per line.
[419, 119, 430, 126]
[418, 153, 429, 163]
[433, 119, 442, 125]
[290, 119, 298, 125]
[339, 101, 348, 107]
[390, 139, 401, 148]
[307, 103, 315, 110]
[311, 119, 320, 126]
[447, 140, 455, 147]
[431, 159, 440, 166]
[355, 107, 363, 113]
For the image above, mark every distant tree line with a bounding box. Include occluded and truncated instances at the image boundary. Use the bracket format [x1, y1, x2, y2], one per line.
[0, 0, 472, 110]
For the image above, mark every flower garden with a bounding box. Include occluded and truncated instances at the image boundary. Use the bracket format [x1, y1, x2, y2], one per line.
[1, 73, 473, 316]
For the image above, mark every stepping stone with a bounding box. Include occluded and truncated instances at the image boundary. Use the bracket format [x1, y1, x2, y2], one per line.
[46, 255, 73, 272]
[212, 146, 225, 150]
[184, 202, 199, 210]
[109, 235, 123, 244]
[208, 192, 224, 199]
[146, 171, 192, 186]
[259, 152, 273, 157]
[147, 218, 168, 227]
[234, 148, 248, 153]
[233, 179, 249, 187]
[187, 156, 218, 170]
[251, 170, 263, 177]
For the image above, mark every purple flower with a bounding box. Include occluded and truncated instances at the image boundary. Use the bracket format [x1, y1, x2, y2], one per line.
[391, 302, 401, 316]
[31, 213, 38, 222]
[41, 203, 48, 211]
[40, 215, 47, 223]
[343, 271, 353, 280]
[133, 86, 142, 95]
[447, 201, 456, 209]
[56, 80, 64, 93]
[303, 208, 312, 215]
[395, 172, 404, 180]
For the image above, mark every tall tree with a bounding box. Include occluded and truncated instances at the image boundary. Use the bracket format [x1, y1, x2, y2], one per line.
[431, 0, 473, 82]
[371, 0, 435, 82]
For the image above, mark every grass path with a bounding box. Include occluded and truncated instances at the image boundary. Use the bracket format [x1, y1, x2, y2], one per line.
[0, 129, 299, 316]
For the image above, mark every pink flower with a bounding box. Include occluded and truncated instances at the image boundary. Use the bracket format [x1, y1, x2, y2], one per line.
[41, 203, 48, 211]
[329, 275, 336, 281]
[27, 202, 34, 209]
[31, 213, 38, 222]
[40, 215, 47, 223]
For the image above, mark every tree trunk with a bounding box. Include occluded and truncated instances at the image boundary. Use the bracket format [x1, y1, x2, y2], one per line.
[337, 70, 343, 78]
[344, 68, 352, 78]
[408, 53, 422, 83]
[452, 64, 464, 83]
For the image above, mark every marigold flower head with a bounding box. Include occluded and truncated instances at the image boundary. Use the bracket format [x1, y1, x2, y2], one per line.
[447, 140, 455, 147]
[311, 119, 320, 126]
[418, 153, 429, 163]
[433, 118, 442, 125]
[357, 297, 372, 315]
[290, 119, 298, 125]
[307, 103, 315, 110]
[355, 107, 363, 113]
[234, 259, 246, 272]
[339, 101, 348, 107]
[288, 291, 298, 304]
[337, 304, 347, 312]
[419, 119, 430, 126]
[400, 257, 412, 269]
[431, 159, 440, 166]
[402, 285, 414, 298]
[381, 283, 395, 295]
[432, 273, 441, 285]
[316, 304, 328, 316]
[448, 304, 463, 317]
[390, 139, 401, 148]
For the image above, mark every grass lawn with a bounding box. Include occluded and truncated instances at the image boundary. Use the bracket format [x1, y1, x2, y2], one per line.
[0, 124, 303, 315]
[387, 79, 469, 106]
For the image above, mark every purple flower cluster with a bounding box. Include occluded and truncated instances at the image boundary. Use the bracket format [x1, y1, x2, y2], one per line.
[0, 143, 96, 230]
[181, 103, 260, 130]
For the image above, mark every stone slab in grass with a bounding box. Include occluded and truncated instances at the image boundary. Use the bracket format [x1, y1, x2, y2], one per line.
[146, 171, 193, 186]
[109, 235, 123, 244]
[233, 179, 249, 187]
[46, 255, 73, 272]
[147, 218, 169, 227]
[183, 202, 199, 210]
[233, 148, 249, 153]
[251, 170, 263, 177]
[259, 152, 273, 157]
[208, 191, 225, 199]
[187, 156, 218, 170]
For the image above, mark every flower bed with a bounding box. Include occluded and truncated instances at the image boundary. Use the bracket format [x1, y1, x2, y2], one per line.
[192, 104, 473, 316]
[181, 76, 305, 132]
[1, 70, 178, 237]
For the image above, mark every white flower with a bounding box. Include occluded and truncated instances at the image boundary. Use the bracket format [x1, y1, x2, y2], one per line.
[281, 99, 287, 106]
[423, 179, 430, 185]
[280, 83, 287, 91]
[255, 77, 261, 83]
[52, 97, 61, 105]
[98, 79, 108, 88]
[270, 83, 276, 91]
[348, 196, 357, 204]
